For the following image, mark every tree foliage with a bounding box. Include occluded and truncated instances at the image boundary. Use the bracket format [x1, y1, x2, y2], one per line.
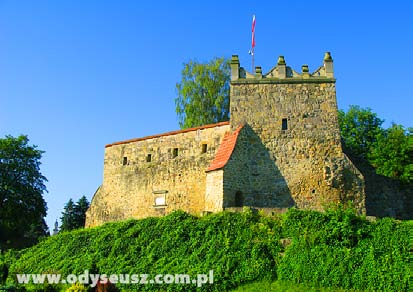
[407, 130, 413, 181]
[339, 106, 412, 183]
[368, 124, 410, 181]
[60, 199, 75, 232]
[60, 196, 90, 232]
[338, 105, 384, 159]
[175, 57, 230, 129]
[0, 135, 48, 250]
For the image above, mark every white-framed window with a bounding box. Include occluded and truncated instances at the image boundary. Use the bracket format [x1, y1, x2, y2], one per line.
[154, 196, 166, 206]
[153, 190, 168, 207]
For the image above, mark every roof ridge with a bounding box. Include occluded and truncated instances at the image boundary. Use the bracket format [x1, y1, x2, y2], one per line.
[105, 121, 230, 148]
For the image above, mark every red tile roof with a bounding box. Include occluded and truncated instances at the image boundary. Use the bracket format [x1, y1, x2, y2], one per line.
[105, 121, 230, 148]
[207, 125, 244, 172]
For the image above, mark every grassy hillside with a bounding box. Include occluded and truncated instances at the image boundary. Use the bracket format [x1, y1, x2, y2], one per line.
[1, 207, 410, 291]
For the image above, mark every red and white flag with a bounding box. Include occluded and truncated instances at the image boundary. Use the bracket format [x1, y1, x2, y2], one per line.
[251, 14, 256, 51]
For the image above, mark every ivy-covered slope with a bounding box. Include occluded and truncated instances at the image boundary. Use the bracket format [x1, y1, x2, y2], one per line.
[1, 208, 410, 291]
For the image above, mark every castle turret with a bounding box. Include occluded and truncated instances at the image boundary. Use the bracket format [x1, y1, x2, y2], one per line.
[52, 220, 59, 235]
[324, 52, 334, 78]
[228, 53, 365, 213]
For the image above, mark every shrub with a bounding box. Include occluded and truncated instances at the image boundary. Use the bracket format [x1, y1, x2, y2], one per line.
[7, 210, 282, 291]
[65, 283, 87, 292]
[278, 209, 409, 291]
[3, 209, 409, 291]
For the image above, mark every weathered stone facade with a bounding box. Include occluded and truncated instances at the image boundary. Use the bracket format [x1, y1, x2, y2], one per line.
[226, 54, 364, 212]
[86, 123, 230, 227]
[86, 53, 366, 227]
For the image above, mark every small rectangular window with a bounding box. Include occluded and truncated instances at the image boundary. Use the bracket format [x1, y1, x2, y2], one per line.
[201, 144, 208, 154]
[282, 118, 288, 130]
[122, 156, 128, 165]
[173, 148, 179, 158]
[146, 154, 152, 162]
[154, 196, 166, 206]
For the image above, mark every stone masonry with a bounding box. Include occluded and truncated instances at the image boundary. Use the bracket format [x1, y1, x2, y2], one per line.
[86, 52, 366, 227]
[86, 122, 229, 227]
[225, 54, 364, 212]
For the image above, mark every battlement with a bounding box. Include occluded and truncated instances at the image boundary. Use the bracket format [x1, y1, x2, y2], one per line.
[230, 52, 334, 83]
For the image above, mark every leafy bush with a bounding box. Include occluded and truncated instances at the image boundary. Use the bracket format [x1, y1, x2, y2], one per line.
[281, 206, 371, 248]
[0, 284, 26, 292]
[278, 208, 409, 291]
[1, 250, 21, 286]
[6, 210, 282, 291]
[65, 283, 87, 292]
[231, 279, 353, 292]
[2, 209, 409, 291]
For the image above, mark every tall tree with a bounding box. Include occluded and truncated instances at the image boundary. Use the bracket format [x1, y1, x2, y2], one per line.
[368, 124, 411, 182]
[407, 129, 413, 181]
[338, 105, 384, 159]
[339, 106, 412, 182]
[0, 135, 48, 250]
[60, 199, 76, 231]
[60, 196, 90, 231]
[175, 57, 230, 129]
[73, 196, 90, 228]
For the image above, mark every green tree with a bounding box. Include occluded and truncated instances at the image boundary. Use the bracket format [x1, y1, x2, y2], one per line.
[60, 199, 75, 231]
[339, 106, 412, 182]
[175, 57, 230, 129]
[0, 135, 48, 250]
[408, 130, 413, 181]
[338, 105, 384, 159]
[73, 196, 90, 229]
[60, 196, 90, 231]
[368, 124, 411, 182]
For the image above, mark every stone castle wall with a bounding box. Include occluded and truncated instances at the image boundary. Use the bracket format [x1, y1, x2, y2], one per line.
[86, 52, 368, 227]
[227, 54, 365, 213]
[221, 125, 295, 210]
[85, 123, 229, 227]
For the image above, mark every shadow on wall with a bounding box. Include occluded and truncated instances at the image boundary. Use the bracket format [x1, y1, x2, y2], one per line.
[345, 154, 413, 220]
[224, 124, 295, 210]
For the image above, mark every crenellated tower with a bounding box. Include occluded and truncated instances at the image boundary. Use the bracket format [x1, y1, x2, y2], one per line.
[86, 52, 368, 228]
[227, 53, 365, 212]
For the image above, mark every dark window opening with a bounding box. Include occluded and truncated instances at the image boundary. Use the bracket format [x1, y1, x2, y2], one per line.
[201, 144, 208, 154]
[173, 148, 179, 158]
[146, 154, 152, 162]
[122, 157, 128, 166]
[235, 191, 243, 207]
[282, 118, 288, 130]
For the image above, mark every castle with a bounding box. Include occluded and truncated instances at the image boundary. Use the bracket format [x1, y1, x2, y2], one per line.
[85, 53, 366, 227]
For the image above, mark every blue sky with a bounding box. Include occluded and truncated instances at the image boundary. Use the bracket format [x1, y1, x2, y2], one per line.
[0, 1, 412, 230]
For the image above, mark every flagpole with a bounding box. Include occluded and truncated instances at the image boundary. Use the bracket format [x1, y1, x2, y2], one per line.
[251, 49, 254, 74]
[251, 14, 256, 73]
